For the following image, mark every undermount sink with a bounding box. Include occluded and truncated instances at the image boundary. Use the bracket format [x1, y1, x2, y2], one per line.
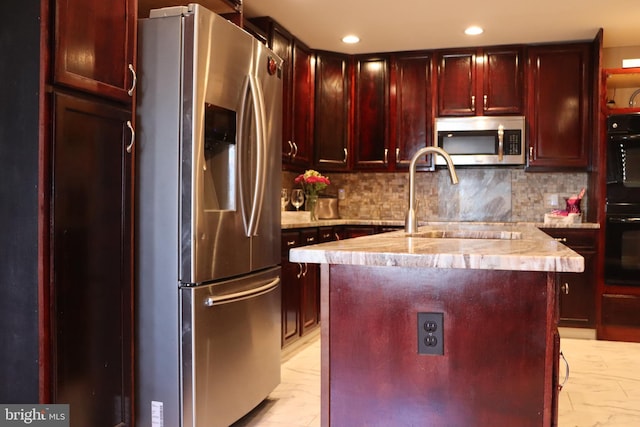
[405, 230, 523, 240]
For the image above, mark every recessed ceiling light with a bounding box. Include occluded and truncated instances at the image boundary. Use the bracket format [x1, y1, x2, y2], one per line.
[342, 35, 360, 44]
[464, 26, 484, 36]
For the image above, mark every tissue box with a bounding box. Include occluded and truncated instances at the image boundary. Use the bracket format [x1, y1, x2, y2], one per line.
[543, 212, 581, 225]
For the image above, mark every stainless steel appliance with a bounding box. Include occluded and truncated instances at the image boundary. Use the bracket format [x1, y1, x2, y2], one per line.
[434, 116, 525, 165]
[136, 5, 283, 426]
[605, 114, 640, 287]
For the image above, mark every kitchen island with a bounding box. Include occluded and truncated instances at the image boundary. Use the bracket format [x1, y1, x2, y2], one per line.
[289, 223, 583, 427]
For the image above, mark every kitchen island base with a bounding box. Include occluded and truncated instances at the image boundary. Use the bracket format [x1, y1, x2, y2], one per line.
[320, 264, 560, 427]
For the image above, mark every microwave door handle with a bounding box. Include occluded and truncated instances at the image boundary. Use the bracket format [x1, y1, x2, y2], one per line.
[497, 124, 504, 161]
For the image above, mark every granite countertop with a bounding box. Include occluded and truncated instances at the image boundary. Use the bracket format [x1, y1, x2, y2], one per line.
[288, 222, 585, 273]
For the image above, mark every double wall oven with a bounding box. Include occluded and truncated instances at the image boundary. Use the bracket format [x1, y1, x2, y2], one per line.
[605, 113, 640, 287]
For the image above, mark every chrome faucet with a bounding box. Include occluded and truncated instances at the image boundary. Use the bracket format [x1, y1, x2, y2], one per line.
[405, 146, 459, 234]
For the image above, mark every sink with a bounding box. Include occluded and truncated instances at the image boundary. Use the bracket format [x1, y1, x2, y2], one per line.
[405, 230, 522, 240]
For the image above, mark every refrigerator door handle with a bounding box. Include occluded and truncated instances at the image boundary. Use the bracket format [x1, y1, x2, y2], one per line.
[204, 277, 280, 306]
[238, 74, 267, 237]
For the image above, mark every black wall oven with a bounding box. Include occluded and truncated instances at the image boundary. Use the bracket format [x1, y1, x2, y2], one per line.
[605, 113, 640, 287]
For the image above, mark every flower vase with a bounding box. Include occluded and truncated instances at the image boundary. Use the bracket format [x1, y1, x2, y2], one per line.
[306, 194, 318, 221]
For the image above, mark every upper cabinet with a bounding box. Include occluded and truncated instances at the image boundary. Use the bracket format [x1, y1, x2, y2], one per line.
[526, 43, 592, 169]
[54, 0, 137, 103]
[603, 67, 640, 115]
[353, 55, 390, 170]
[251, 18, 314, 169]
[437, 47, 523, 116]
[314, 51, 351, 171]
[392, 52, 434, 169]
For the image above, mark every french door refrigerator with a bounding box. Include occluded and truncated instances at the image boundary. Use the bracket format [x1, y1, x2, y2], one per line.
[135, 5, 282, 426]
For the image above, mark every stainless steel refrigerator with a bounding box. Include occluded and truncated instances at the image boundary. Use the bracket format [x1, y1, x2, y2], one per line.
[135, 4, 282, 426]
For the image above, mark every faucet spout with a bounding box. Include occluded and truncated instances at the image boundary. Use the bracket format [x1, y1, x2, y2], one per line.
[405, 146, 458, 234]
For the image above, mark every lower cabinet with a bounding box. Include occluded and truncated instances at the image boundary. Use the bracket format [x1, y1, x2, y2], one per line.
[281, 228, 321, 347]
[541, 228, 597, 328]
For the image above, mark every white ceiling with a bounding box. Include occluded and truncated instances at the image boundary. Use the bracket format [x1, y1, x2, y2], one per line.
[243, 0, 640, 54]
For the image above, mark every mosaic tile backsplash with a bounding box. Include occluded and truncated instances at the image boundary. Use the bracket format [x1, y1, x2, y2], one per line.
[282, 169, 589, 223]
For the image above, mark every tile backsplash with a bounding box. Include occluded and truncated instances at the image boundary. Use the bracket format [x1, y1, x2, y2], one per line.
[282, 169, 588, 223]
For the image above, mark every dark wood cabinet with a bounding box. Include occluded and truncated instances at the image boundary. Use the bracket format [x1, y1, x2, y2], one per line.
[251, 18, 314, 168]
[353, 55, 390, 170]
[315, 51, 351, 170]
[54, 0, 137, 103]
[51, 92, 133, 426]
[541, 228, 597, 328]
[526, 43, 592, 169]
[392, 52, 434, 169]
[437, 47, 523, 116]
[280, 228, 321, 347]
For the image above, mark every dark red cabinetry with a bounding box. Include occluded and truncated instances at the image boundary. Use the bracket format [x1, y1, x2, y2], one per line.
[392, 52, 434, 169]
[315, 51, 351, 170]
[526, 43, 592, 169]
[541, 228, 597, 328]
[54, 0, 137, 103]
[353, 55, 390, 170]
[51, 92, 133, 426]
[437, 47, 523, 116]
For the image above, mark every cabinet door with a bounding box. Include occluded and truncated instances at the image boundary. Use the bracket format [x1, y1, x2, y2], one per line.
[290, 40, 314, 166]
[315, 52, 351, 170]
[269, 25, 294, 165]
[527, 44, 591, 169]
[558, 250, 596, 327]
[394, 53, 433, 169]
[482, 47, 523, 115]
[51, 92, 133, 426]
[281, 231, 301, 346]
[300, 262, 320, 335]
[437, 50, 476, 116]
[354, 56, 389, 169]
[54, 0, 136, 103]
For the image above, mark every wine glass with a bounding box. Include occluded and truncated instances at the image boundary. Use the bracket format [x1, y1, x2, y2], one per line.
[291, 189, 304, 211]
[281, 188, 290, 211]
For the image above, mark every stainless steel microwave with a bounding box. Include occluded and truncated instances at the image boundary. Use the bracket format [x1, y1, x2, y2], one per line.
[434, 116, 526, 166]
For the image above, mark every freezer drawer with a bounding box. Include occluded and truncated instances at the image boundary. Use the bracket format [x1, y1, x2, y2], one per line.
[181, 267, 281, 427]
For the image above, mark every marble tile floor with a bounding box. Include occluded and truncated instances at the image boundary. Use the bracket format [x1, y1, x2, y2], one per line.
[233, 330, 640, 427]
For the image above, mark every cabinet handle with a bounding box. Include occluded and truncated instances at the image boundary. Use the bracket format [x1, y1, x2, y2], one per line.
[561, 282, 570, 295]
[529, 146, 533, 159]
[126, 120, 135, 153]
[497, 124, 504, 161]
[286, 240, 296, 246]
[483, 94, 487, 109]
[322, 233, 331, 239]
[302, 263, 308, 277]
[292, 142, 298, 160]
[395, 147, 400, 161]
[558, 351, 570, 391]
[306, 236, 315, 243]
[343, 148, 348, 164]
[296, 263, 304, 279]
[286, 140, 294, 158]
[384, 148, 388, 165]
[127, 64, 137, 97]
[334, 233, 341, 240]
[471, 95, 476, 110]
[554, 237, 568, 243]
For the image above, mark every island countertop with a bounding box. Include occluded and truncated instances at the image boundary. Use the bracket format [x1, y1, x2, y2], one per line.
[288, 222, 584, 273]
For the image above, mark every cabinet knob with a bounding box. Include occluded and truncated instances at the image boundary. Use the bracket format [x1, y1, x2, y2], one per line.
[554, 237, 568, 243]
[306, 237, 315, 243]
[561, 282, 570, 295]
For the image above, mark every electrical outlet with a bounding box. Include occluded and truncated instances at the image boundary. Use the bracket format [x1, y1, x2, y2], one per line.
[544, 193, 559, 208]
[418, 312, 444, 355]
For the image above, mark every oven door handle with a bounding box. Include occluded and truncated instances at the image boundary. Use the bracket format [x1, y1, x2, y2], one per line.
[609, 217, 640, 223]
